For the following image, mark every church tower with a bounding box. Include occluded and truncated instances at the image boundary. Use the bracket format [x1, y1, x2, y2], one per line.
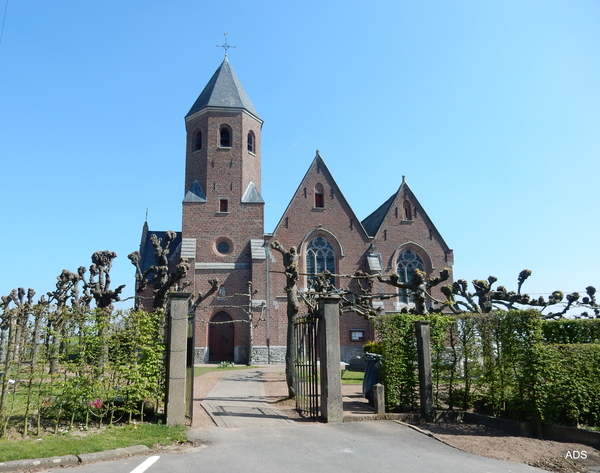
[182, 57, 265, 363]
[138, 54, 453, 366]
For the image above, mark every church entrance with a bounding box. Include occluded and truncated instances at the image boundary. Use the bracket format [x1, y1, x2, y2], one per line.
[209, 311, 234, 362]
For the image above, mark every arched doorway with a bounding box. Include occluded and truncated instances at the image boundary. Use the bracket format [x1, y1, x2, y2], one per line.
[209, 311, 234, 362]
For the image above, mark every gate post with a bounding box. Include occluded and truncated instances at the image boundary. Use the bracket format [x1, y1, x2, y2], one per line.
[415, 321, 434, 422]
[165, 292, 192, 426]
[318, 296, 343, 423]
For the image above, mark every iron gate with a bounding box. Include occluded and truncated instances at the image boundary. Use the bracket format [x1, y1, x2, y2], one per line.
[185, 311, 195, 426]
[294, 313, 320, 417]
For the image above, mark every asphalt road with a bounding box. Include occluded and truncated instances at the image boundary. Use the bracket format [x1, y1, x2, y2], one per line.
[53, 421, 544, 473]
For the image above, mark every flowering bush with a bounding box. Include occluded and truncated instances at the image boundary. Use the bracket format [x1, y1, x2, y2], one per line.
[89, 399, 103, 409]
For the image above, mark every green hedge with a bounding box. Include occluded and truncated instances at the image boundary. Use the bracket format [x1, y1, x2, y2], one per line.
[533, 344, 600, 427]
[372, 313, 452, 411]
[542, 319, 600, 344]
[372, 310, 600, 427]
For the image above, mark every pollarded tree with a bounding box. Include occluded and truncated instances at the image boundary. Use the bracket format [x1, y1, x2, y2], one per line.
[342, 267, 597, 320]
[270, 241, 300, 398]
[86, 251, 126, 311]
[377, 268, 451, 316]
[44, 251, 126, 370]
[439, 269, 598, 319]
[129, 231, 192, 311]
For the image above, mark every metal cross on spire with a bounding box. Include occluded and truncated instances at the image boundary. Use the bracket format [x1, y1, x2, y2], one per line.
[216, 33, 236, 57]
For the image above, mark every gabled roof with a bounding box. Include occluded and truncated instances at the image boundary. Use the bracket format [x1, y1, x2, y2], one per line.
[272, 151, 369, 239]
[361, 179, 453, 253]
[186, 57, 261, 121]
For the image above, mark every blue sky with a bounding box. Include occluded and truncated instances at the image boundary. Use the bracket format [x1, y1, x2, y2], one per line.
[0, 1, 598, 310]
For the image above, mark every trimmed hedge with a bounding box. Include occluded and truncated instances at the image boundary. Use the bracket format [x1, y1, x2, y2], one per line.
[372, 310, 600, 428]
[542, 319, 600, 344]
[533, 344, 600, 427]
[372, 313, 452, 411]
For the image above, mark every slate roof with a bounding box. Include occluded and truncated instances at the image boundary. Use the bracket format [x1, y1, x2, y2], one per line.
[361, 181, 453, 254]
[186, 57, 261, 120]
[139, 229, 182, 278]
[183, 179, 207, 203]
[250, 239, 267, 260]
[361, 191, 397, 237]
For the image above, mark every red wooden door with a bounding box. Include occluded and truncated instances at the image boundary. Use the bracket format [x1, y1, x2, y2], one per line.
[209, 311, 234, 362]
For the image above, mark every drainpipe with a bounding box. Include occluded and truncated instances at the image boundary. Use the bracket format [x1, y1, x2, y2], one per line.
[264, 240, 271, 364]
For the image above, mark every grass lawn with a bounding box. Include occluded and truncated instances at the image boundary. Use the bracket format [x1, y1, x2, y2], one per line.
[0, 364, 255, 462]
[341, 370, 365, 385]
[0, 423, 187, 462]
[195, 365, 364, 386]
[194, 364, 258, 377]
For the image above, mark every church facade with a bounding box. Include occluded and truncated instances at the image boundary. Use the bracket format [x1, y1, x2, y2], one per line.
[139, 57, 454, 365]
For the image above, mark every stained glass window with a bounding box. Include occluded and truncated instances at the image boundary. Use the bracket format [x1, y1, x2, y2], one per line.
[306, 236, 335, 288]
[396, 249, 425, 304]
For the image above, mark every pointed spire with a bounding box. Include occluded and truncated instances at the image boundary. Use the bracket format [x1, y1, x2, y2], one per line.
[186, 57, 261, 120]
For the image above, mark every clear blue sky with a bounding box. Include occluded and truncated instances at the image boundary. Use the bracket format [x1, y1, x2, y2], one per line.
[0, 1, 598, 310]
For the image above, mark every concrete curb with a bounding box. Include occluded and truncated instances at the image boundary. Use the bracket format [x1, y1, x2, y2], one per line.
[0, 445, 150, 472]
[391, 420, 465, 452]
[0, 455, 80, 472]
[78, 445, 150, 464]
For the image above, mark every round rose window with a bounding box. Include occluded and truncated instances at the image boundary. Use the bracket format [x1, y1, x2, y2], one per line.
[215, 238, 232, 255]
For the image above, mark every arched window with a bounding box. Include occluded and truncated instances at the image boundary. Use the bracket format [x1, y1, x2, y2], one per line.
[306, 236, 335, 288]
[193, 130, 202, 151]
[219, 126, 231, 147]
[396, 249, 425, 304]
[247, 131, 255, 153]
[403, 201, 412, 220]
[314, 183, 324, 208]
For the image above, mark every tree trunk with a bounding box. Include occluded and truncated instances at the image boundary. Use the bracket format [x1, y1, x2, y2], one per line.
[285, 285, 299, 398]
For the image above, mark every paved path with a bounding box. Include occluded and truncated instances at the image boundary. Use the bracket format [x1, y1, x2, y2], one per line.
[189, 368, 546, 472]
[190, 422, 545, 473]
[50, 423, 546, 473]
[200, 367, 295, 428]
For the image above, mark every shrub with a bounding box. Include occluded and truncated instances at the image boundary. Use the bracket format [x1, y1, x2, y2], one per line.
[533, 343, 600, 427]
[372, 309, 600, 428]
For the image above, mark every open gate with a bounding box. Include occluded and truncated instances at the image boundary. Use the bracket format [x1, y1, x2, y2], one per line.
[294, 313, 320, 418]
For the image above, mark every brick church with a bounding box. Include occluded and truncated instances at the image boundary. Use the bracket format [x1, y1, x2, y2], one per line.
[138, 57, 454, 365]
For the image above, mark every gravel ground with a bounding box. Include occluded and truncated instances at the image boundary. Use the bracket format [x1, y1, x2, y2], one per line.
[420, 423, 600, 473]
[193, 369, 600, 473]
